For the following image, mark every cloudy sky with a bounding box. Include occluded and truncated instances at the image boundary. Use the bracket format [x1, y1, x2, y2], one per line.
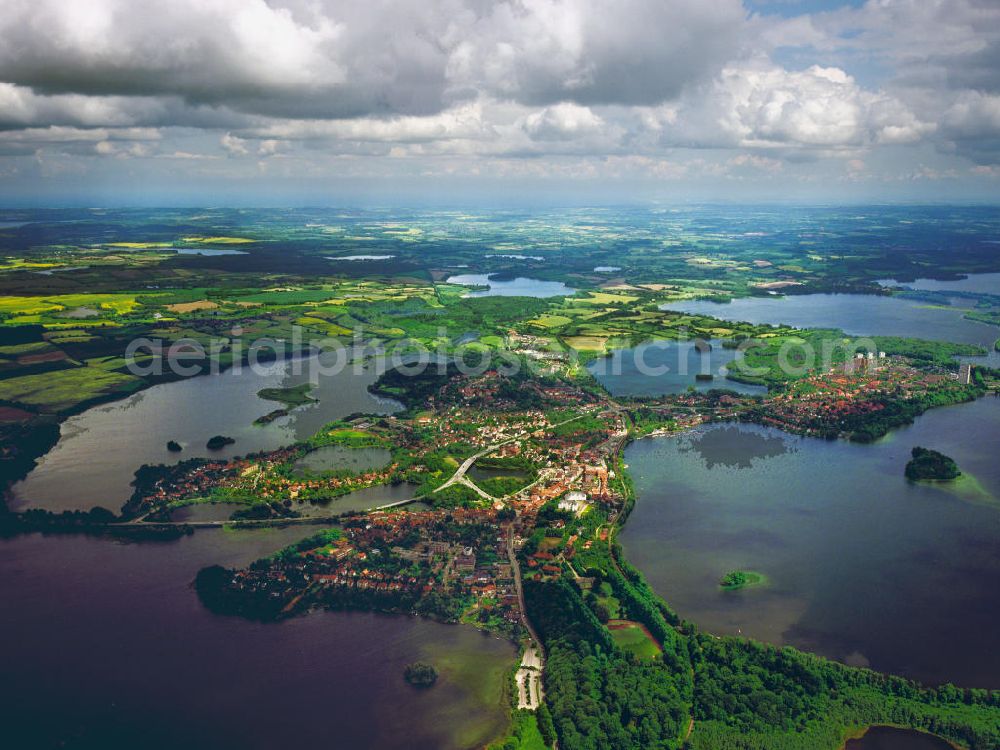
[0, 0, 998, 205]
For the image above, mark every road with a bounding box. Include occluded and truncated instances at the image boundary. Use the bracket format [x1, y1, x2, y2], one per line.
[432, 438, 519, 494]
[122, 495, 419, 529]
[508, 532, 545, 711]
[433, 411, 589, 495]
[116, 411, 592, 531]
[508, 535, 542, 648]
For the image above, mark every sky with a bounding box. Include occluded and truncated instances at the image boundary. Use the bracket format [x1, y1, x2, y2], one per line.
[0, 0, 998, 206]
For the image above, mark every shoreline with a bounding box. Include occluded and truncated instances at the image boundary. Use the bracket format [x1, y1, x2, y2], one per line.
[613, 401, 998, 748]
[840, 724, 963, 750]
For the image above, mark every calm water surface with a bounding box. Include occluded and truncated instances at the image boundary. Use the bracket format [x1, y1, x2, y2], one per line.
[845, 727, 957, 750]
[660, 293, 998, 348]
[446, 273, 575, 297]
[467, 465, 528, 481]
[877, 271, 1000, 295]
[0, 529, 515, 750]
[169, 501, 247, 522]
[621, 397, 1000, 688]
[294, 481, 418, 516]
[12, 352, 401, 513]
[174, 247, 247, 256]
[293, 445, 392, 476]
[588, 339, 767, 397]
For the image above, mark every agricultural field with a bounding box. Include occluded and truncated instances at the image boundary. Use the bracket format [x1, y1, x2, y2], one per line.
[1, 206, 996, 425]
[3, 206, 999, 301]
[0, 366, 143, 414]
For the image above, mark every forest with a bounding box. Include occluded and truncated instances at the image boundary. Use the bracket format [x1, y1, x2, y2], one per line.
[525, 570, 1000, 750]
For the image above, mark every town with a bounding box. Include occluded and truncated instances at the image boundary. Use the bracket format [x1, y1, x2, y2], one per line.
[152, 346, 991, 737]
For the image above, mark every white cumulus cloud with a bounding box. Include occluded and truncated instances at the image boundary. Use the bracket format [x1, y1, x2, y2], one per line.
[715, 63, 932, 149]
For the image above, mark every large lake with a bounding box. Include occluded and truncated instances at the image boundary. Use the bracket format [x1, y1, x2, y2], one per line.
[621, 397, 1000, 688]
[587, 339, 767, 396]
[878, 272, 1000, 295]
[12, 351, 401, 513]
[446, 273, 575, 297]
[0, 528, 514, 749]
[660, 293, 999, 348]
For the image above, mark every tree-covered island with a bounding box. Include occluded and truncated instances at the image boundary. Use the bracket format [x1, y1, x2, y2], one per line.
[403, 662, 439, 687]
[205, 435, 235, 450]
[257, 383, 317, 408]
[719, 570, 766, 590]
[906, 447, 962, 482]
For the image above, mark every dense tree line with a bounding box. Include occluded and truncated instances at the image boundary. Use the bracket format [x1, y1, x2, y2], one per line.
[843, 387, 980, 442]
[610, 541, 681, 628]
[0, 505, 190, 541]
[369, 360, 464, 410]
[872, 337, 987, 367]
[0, 418, 59, 488]
[544, 642, 691, 750]
[525, 573, 1000, 750]
[689, 636, 1000, 750]
[487, 709, 550, 750]
[525, 577, 691, 750]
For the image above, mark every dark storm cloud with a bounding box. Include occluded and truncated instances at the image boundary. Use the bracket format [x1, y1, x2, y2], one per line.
[937, 42, 1000, 94]
[0, 0, 456, 120]
[0, 0, 997, 193]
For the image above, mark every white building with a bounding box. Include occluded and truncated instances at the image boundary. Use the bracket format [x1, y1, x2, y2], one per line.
[558, 491, 589, 516]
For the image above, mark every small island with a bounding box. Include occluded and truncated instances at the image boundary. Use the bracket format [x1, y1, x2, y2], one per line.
[253, 384, 317, 426]
[719, 570, 766, 590]
[257, 383, 317, 408]
[166, 440, 182, 453]
[403, 662, 438, 688]
[253, 409, 288, 426]
[206, 435, 236, 450]
[905, 446, 961, 482]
